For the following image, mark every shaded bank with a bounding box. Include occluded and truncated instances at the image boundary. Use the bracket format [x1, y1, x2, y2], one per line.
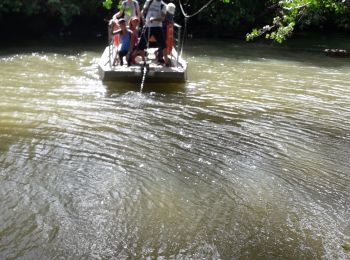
[1, 0, 350, 45]
[0, 13, 108, 45]
[1, 29, 349, 62]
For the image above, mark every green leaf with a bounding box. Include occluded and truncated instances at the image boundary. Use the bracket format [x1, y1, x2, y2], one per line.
[103, 0, 113, 10]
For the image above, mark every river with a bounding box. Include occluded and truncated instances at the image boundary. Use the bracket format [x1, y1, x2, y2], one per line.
[1, 39, 350, 259]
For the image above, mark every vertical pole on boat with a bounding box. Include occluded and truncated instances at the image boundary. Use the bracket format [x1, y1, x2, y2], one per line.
[108, 24, 112, 67]
[176, 25, 181, 67]
[147, 27, 151, 61]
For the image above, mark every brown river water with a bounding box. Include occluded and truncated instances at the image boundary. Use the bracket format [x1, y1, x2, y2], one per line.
[0, 38, 350, 259]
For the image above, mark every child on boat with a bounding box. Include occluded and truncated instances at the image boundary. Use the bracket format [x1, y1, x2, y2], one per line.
[112, 18, 134, 66]
[108, 0, 140, 46]
[110, 0, 141, 25]
[128, 16, 139, 65]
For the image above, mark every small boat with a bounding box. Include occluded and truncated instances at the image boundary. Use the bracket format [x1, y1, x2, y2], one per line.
[98, 23, 187, 83]
[324, 48, 350, 58]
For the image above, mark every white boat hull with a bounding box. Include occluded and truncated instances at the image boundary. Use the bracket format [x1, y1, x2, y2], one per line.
[98, 47, 187, 83]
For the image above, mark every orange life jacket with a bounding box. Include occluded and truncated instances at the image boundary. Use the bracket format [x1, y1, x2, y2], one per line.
[166, 23, 173, 55]
[112, 22, 120, 46]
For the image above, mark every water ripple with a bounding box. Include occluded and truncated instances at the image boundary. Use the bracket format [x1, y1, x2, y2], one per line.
[1, 45, 350, 259]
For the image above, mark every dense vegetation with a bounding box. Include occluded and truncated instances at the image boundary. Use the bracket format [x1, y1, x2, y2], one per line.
[0, 0, 349, 42]
[246, 0, 350, 42]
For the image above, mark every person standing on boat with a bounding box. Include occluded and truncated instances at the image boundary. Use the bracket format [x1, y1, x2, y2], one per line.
[110, 0, 141, 26]
[112, 18, 134, 66]
[156, 2, 175, 63]
[137, 0, 170, 66]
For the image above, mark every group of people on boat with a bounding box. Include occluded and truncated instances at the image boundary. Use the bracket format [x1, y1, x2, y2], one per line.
[109, 0, 176, 67]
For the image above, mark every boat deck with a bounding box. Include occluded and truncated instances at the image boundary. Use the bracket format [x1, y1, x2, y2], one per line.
[98, 47, 187, 82]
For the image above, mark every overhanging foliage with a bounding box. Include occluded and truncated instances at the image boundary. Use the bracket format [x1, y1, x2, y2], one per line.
[0, 0, 349, 41]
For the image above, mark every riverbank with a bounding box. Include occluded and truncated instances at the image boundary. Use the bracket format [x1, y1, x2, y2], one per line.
[2, 23, 349, 55]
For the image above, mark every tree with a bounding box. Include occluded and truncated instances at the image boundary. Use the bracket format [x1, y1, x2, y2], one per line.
[246, 0, 350, 43]
[0, 0, 102, 25]
[102, 0, 349, 42]
[0, 0, 349, 41]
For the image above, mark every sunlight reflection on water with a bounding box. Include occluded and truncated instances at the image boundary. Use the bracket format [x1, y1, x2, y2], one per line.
[0, 42, 350, 259]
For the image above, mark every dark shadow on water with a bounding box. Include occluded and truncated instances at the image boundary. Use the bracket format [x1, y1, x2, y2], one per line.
[183, 35, 350, 68]
[0, 40, 105, 56]
[1, 32, 350, 69]
[103, 81, 186, 96]
[102, 81, 188, 109]
[0, 34, 105, 54]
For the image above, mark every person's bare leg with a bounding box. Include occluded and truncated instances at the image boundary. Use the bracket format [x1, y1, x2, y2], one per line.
[163, 48, 169, 66]
[139, 50, 146, 63]
[112, 54, 118, 66]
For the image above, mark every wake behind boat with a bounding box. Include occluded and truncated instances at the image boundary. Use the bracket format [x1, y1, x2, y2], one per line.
[98, 23, 187, 83]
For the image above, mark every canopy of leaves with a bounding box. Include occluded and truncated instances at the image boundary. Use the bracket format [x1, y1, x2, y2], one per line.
[0, 0, 349, 41]
[246, 0, 350, 42]
[0, 0, 102, 25]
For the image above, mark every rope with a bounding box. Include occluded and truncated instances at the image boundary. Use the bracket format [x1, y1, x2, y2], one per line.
[179, 17, 188, 57]
[178, 0, 216, 18]
[139, 25, 150, 64]
[178, 0, 216, 57]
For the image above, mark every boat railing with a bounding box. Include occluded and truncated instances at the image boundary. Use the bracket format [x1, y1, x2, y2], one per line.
[173, 23, 182, 67]
[107, 24, 115, 68]
[107, 22, 183, 68]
